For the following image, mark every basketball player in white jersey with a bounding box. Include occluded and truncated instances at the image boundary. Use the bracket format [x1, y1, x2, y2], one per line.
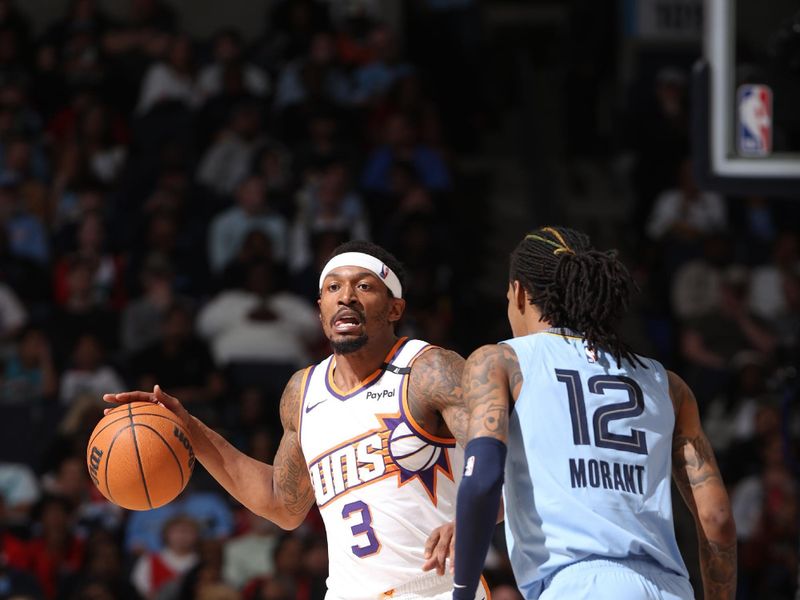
[105, 241, 489, 600]
[449, 227, 737, 600]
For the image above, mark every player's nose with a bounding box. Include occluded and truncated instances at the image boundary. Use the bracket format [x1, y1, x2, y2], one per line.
[336, 282, 358, 305]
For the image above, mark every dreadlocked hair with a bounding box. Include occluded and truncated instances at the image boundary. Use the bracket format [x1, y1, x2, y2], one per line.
[509, 226, 644, 368]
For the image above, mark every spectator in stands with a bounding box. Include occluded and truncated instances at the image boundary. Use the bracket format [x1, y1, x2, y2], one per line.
[0, 174, 48, 265]
[0, 495, 43, 597]
[26, 495, 84, 599]
[703, 352, 769, 456]
[61, 528, 140, 600]
[49, 257, 118, 364]
[289, 156, 369, 273]
[680, 268, 777, 405]
[670, 233, 735, 321]
[130, 302, 222, 408]
[0, 460, 39, 525]
[196, 260, 318, 368]
[0, 226, 50, 315]
[0, 279, 26, 344]
[733, 432, 798, 598]
[136, 34, 201, 115]
[350, 24, 413, 105]
[75, 101, 128, 184]
[58, 333, 125, 407]
[1, 326, 57, 405]
[52, 210, 125, 310]
[626, 66, 690, 230]
[131, 515, 200, 599]
[273, 31, 352, 113]
[121, 255, 178, 354]
[0, 134, 50, 224]
[749, 231, 800, 338]
[125, 488, 233, 556]
[198, 28, 270, 100]
[41, 455, 122, 536]
[223, 511, 280, 590]
[207, 175, 288, 273]
[361, 112, 451, 196]
[647, 158, 727, 241]
[196, 101, 267, 196]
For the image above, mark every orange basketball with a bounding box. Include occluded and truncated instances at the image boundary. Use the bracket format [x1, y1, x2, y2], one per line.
[86, 401, 195, 510]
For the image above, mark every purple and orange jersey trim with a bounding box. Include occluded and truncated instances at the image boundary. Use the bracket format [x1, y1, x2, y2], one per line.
[324, 337, 409, 400]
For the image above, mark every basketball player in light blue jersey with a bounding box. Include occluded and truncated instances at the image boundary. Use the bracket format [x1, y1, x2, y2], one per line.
[450, 227, 737, 600]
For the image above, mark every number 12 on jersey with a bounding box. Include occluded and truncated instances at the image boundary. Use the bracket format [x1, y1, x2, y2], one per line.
[555, 370, 648, 455]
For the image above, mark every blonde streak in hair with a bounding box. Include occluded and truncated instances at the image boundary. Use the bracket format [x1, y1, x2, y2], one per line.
[540, 227, 575, 254]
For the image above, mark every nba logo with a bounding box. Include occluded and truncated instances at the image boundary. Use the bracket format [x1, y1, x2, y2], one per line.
[737, 84, 772, 157]
[380, 263, 389, 279]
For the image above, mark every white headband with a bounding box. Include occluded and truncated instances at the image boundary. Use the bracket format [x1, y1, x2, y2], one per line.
[319, 252, 403, 298]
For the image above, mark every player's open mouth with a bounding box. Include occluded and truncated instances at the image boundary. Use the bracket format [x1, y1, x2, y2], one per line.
[332, 311, 363, 333]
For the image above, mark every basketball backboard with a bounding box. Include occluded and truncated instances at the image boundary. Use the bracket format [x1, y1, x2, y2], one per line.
[692, 0, 800, 195]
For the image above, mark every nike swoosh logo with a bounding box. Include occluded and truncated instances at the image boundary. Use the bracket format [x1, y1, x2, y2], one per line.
[305, 399, 328, 413]
[453, 583, 467, 589]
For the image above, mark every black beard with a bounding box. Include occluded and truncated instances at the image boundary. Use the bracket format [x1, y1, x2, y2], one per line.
[331, 334, 369, 355]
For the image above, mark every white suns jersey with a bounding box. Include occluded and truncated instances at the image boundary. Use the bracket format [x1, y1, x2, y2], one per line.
[299, 338, 462, 600]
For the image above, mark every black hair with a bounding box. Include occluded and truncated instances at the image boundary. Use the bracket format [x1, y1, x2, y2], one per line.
[327, 240, 406, 298]
[509, 226, 643, 367]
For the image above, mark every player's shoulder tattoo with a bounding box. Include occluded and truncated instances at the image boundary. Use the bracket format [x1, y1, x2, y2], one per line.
[408, 347, 465, 412]
[462, 344, 520, 440]
[280, 368, 310, 431]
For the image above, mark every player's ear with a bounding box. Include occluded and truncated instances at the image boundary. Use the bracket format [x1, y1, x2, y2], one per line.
[511, 280, 527, 313]
[388, 297, 405, 323]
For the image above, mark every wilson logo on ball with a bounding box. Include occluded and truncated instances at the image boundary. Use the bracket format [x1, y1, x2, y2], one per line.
[88, 447, 103, 486]
[174, 426, 196, 470]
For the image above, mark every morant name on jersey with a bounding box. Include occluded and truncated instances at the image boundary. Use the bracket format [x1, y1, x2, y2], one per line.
[568, 457, 645, 495]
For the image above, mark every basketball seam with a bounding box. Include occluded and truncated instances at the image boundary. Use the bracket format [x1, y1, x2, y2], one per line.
[128, 404, 153, 510]
[89, 412, 186, 448]
[104, 423, 133, 506]
[134, 423, 186, 490]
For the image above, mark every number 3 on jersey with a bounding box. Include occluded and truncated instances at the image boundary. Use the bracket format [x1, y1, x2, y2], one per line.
[555, 369, 648, 455]
[342, 501, 380, 557]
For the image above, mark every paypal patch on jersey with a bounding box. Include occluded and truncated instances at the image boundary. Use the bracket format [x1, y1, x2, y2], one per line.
[499, 329, 689, 599]
[737, 84, 772, 157]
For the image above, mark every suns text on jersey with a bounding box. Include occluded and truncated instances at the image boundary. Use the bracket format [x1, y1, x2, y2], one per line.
[308, 431, 389, 506]
[568, 457, 645, 495]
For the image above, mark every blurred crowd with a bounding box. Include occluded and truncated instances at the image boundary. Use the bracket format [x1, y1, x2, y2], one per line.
[0, 0, 797, 599]
[0, 0, 493, 599]
[619, 61, 800, 600]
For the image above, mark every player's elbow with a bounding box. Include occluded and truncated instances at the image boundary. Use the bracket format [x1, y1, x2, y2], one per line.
[255, 506, 305, 531]
[274, 513, 306, 531]
[698, 504, 736, 545]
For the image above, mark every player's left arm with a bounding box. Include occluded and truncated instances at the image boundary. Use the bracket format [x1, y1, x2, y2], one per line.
[452, 344, 521, 599]
[407, 346, 468, 445]
[413, 347, 507, 575]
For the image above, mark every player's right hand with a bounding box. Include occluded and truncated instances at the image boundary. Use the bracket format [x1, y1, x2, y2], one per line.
[103, 385, 191, 429]
[422, 521, 455, 576]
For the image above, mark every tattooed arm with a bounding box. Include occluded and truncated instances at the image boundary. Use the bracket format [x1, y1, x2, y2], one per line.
[418, 346, 513, 575]
[448, 344, 521, 596]
[463, 344, 522, 442]
[669, 371, 737, 600]
[107, 371, 315, 530]
[408, 347, 468, 445]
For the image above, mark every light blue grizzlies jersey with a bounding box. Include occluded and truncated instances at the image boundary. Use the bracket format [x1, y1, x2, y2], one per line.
[500, 328, 688, 599]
